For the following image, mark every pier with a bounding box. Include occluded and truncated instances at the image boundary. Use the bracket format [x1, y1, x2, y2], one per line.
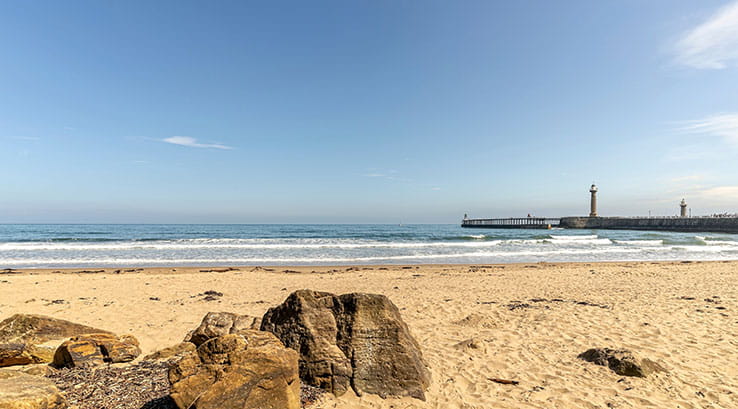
[461, 217, 560, 229]
[461, 184, 738, 234]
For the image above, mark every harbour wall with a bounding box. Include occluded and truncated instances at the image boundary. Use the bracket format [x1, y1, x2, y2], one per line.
[559, 217, 738, 234]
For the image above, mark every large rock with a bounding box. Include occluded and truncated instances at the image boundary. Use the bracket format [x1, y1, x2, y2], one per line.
[53, 334, 141, 368]
[0, 370, 67, 408]
[168, 331, 300, 409]
[186, 312, 260, 347]
[0, 314, 112, 367]
[261, 290, 431, 400]
[578, 348, 666, 377]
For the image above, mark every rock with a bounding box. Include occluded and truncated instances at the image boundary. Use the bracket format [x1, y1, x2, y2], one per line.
[260, 290, 351, 396]
[186, 312, 261, 347]
[53, 334, 141, 368]
[261, 290, 431, 400]
[453, 338, 486, 351]
[143, 342, 196, 361]
[578, 348, 666, 377]
[168, 331, 300, 409]
[0, 370, 67, 408]
[0, 314, 111, 367]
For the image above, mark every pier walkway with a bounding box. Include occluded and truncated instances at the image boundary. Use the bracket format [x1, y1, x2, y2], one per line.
[461, 217, 560, 229]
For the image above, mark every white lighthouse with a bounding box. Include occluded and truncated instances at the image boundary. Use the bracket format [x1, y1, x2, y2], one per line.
[589, 184, 598, 217]
[680, 199, 687, 218]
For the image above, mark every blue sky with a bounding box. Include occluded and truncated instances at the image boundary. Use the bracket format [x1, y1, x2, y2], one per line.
[2, 0, 738, 223]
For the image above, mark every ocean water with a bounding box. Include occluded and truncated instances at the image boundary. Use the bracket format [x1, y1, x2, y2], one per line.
[1, 224, 738, 268]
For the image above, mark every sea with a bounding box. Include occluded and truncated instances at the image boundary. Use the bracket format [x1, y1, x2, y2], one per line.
[1, 224, 738, 268]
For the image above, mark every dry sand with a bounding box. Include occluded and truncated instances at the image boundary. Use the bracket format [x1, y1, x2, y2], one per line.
[1, 261, 736, 409]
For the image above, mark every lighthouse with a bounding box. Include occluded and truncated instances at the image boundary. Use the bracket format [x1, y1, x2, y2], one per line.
[680, 199, 687, 218]
[589, 184, 598, 217]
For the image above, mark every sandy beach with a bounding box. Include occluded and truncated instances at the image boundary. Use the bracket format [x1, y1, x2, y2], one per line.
[1, 261, 736, 409]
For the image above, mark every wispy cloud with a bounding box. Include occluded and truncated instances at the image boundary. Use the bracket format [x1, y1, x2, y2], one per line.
[675, 1, 738, 69]
[678, 113, 738, 144]
[162, 136, 232, 150]
[699, 185, 738, 198]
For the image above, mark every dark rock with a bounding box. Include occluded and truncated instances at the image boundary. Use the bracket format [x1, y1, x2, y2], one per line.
[168, 331, 300, 409]
[261, 290, 431, 400]
[578, 348, 666, 377]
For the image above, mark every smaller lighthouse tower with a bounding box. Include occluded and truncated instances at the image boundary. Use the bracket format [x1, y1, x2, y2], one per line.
[680, 199, 688, 218]
[589, 184, 598, 217]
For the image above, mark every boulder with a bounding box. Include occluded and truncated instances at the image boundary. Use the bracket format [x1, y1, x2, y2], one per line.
[260, 290, 351, 396]
[143, 342, 196, 361]
[261, 290, 431, 400]
[0, 314, 111, 367]
[52, 334, 141, 368]
[168, 331, 300, 409]
[186, 312, 261, 347]
[0, 370, 67, 408]
[578, 348, 666, 377]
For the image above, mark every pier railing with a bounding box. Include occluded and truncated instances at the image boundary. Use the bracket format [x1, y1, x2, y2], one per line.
[462, 217, 560, 228]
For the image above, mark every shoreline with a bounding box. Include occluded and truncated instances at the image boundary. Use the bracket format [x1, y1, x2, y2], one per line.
[2, 260, 736, 408]
[3, 259, 735, 274]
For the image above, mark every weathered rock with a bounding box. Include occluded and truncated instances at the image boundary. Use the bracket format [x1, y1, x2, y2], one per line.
[186, 312, 261, 347]
[0, 370, 67, 408]
[0, 314, 111, 367]
[168, 331, 300, 409]
[53, 334, 140, 368]
[260, 290, 351, 396]
[578, 348, 666, 377]
[261, 290, 431, 400]
[143, 342, 196, 361]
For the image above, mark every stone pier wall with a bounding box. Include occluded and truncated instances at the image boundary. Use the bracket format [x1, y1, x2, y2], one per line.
[559, 217, 738, 234]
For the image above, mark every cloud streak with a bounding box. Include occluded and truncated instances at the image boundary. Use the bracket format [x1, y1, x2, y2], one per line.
[679, 113, 738, 144]
[675, 1, 738, 69]
[162, 136, 232, 150]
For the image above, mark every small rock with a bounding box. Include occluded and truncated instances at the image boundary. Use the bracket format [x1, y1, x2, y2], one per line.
[578, 348, 666, 377]
[453, 338, 485, 351]
[53, 334, 141, 368]
[186, 312, 260, 347]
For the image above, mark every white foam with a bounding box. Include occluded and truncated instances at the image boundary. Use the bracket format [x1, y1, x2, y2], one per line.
[549, 235, 598, 240]
[0, 239, 552, 251]
[614, 240, 664, 246]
